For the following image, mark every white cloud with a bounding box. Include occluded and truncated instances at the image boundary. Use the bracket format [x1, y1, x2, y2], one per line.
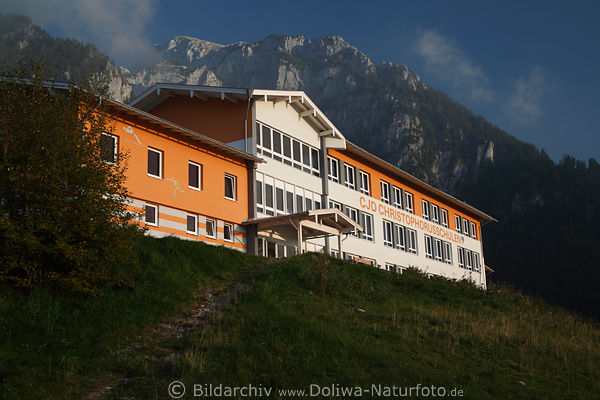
[416, 30, 493, 103]
[0, 0, 157, 66]
[503, 66, 545, 126]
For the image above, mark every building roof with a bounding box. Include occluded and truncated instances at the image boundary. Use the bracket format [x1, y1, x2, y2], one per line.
[128, 83, 346, 144]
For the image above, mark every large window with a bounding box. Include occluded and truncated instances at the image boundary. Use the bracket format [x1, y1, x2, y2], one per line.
[431, 204, 440, 224]
[344, 206, 359, 236]
[463, 218, 470, 236]
[100, 133, 118, 164]
[383, 220, 393, 247]
[393, 186, 402, 209]
[380, 180, 390, 204]
[455, 215, 462, 233]
[441, 209, 448, 228]
[470, 222, 477, 239]
[407, 229, 417, 254]
[360, 212, 373, 241]
[145, 204, 158, 226]
[425, 235, 434, 259]
[225, 174, 236, 200]
[395, 224, 406, 251]
[147, 147, 163, 179]
[458, 247, 465, 269]
[422, 199, 430, 221]
[359, 170, 370, 195]
[404, 191, 414, 213]
[443, 241, 452, 264]
[188, 161, 202, 190]
[256, 122, 320, 176]
[187, 214, 198, 235]
[434, 238, 443, 262]
[328, 157, 339, 183]
[344, 164, 356, 189]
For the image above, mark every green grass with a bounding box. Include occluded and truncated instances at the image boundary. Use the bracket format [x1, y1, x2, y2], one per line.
[2, 239, 600, 399]
[0, 236, 267, 400]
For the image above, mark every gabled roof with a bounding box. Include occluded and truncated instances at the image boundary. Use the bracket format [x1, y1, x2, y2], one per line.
[128, 83, 346, 144]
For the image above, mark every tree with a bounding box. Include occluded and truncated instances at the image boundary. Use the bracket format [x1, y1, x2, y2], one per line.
[0, 63, 143, 294]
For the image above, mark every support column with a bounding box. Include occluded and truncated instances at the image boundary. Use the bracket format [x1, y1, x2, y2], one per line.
[297, 221, 303, 254]
[337, 234, 342, 259]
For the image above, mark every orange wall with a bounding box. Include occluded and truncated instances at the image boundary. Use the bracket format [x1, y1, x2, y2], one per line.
[328, 148, 481, 240]
[149, 96, 250, 144]
[107, 110, 249, 225]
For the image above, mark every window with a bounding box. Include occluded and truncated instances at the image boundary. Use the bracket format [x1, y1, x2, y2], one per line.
[276, 187, 284, 214]
[224, 223, 234, 242]
[225, 174, 236, 200]
[463, 218, 470, 236]
[434, 238, 443, 262]
[443, 241, 452, 264]
[145, 204, 158, 226]
[262, 126, 272, 156]
[188, 161, 202, 190]
[359, 171, 370, 195]
[265, 182, 274, 215]
[395, 224, 406, 251]
[100, 133, 118, 164]
[465, 250, 473, 270]
[407, 229, 417, 254]
[282, 136, 292, 165]
[455, 215, 462, 233]
[393, 186, 402, 209]
[458, 247, 465, 268]
[441, 209, 448, 228]
[344, 164, 356, 189]
[380, 181, 390, 204]
[311, 148, 320, 176]
[302, 144, 311, 172]
[206, 219, 217, 239]
[385, 263, 397, 273]
[328, 157, 339, 183]
[473, 252, 481, 272]
[470, 222, 477, 239]
[344, 206, 359, 236]
[286, 190, 294, 213]
[147, 147, 162, 178]
[187, 214, 197, 235]
[360, 212, 373, 241]
[422, 200, 430, 220]
[292, 140, 301, 169]
[383, 220, 393, 247]
[404, 191, 414, 213]
[329, 200, 342, 210]
[425, 235, 434, 259]
[272, 130, 282, 161]
[431, 204, 439, 224]
[256, 181, 263, 213]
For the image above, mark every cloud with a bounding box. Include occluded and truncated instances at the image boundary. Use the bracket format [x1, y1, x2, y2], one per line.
[0, 0, 157, 66]
[503, 66, 545, 126]
[415, 30, 493, 102]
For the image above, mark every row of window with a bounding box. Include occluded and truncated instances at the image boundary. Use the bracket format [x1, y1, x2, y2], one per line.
[455, 215, 477, 239]
[424, 235, 453, 264]
[382, 220, 418, 254]
[327, 157, 372, 196]
[421, 199, 449, 228]
[144, 204, 235, 242]
[256, 122, 321, 177]
[457, 247, 481, 272]
[256, 173, 322, 216]
[380, 180, 415, 214]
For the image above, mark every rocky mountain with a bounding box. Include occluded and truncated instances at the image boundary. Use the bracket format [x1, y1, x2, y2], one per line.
[0, 14, 131, 101]
[2, 15, 599, 318]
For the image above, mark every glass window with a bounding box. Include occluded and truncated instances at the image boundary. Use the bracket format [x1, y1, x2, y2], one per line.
[395, 224, 406, 251]
[344, 206, 359, 236]
[296, 194, 303, 212]
[473, 253, 481, 272]
[282, 135, 292, 164]
[311, 148, 320, 176]
[422, 200, 430, 220]
[381, 181, 390, 204]
[100, 133, 118, 164]
[443, 242, 452, 264]
[328, 157, 339, 183]
[361, 212, 373, 241]
[345, 164, 355, 189]
[441, 209, 448, 228]
[305, 197, 312, 211]
[359, 171, 370, 195]
[434, 238, 443, 261]
[470, 222, 477, 239]
[425, 235, 433, 259]
[302, 144, 311, 167]
[432, 204, 439, 224]
[262, 127, 271, 150]
[466, 250, 473, 270]
[458, 247, 465, 268]
[145, 204, 158, 226]
[147, 147, 162, 178]
[286, 191, 294, 213]
[272, 130, 281, 154]
[225, 174, 236, 200]
[224, 223, 234, 242]
[276, 187, 284, 213]
[187, 215, 197, 234]
[206, 219, 216, 239]
[407, 229, 417, 254]
[404, 192, 414, 213]
[188, 161, 201, 190]
[463, 218, 470, 236]
[329, 200, 342, 210]
[292, 140, 301, 163]
[265, 183, 274, 209]
[256, 181, 263, 207]
[455, 215, 462, 233]
[383, 220, 393, 247]
[393, 186, 402, 209]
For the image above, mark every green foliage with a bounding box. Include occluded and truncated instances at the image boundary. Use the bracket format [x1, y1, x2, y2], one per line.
[0, 63, 142, 294]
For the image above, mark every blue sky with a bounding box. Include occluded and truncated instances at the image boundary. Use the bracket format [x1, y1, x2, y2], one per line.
[2, 0, 599, 161]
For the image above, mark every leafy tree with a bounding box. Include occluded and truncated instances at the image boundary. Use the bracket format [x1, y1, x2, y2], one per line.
[0, 63, 143, 294]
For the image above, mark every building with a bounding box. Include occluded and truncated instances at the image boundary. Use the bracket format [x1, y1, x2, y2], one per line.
[127, 84, 496, 288]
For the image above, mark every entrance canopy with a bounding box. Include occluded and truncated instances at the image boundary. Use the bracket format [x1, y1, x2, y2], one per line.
[243, 208, 362, 256]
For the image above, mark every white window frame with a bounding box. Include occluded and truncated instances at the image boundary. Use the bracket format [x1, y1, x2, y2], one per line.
[465, 250, 473, 271]
[186, 214, 198, 235]
[224, 174, 237, 201]
[344, 164, 356, 189]
[458, 247, 465, 268]
[359, 170, 370, 195]
[361, 212, 373, 241]
[223, 222, 234, 242]
[463, 218, 470, 236]
[205, 219, 217, 239]
[393, 186, 402, 209]
[404, 191, 414, 213]
[145, 204, 158, 227]
[455, 215, 462, 233]
[473, 252, 481, 272]
[422, 199, 430, 221]
[383, 220, 393, 247]
[443, 241, 452, 264]
[425, 235, 433, 259]
[147, 147, 163, 179]
[434, 238, 443, 262]
[395, 224, 406, 251]
[329, 200, 342, 210]
[441, 209, 448, 228]
[470, 222, 477, 239]
[431, 204, 440, 224]
[407, 229, 417, 254]
[345, 206, 359, 236]
[328, 157, 339, 183]
[188, 161, 202, 191]
[100, 133, 118, 165]
[380, 181, 390, 204]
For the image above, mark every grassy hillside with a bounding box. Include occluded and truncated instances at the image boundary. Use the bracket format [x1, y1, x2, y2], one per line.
[1, 237, 599, 399]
